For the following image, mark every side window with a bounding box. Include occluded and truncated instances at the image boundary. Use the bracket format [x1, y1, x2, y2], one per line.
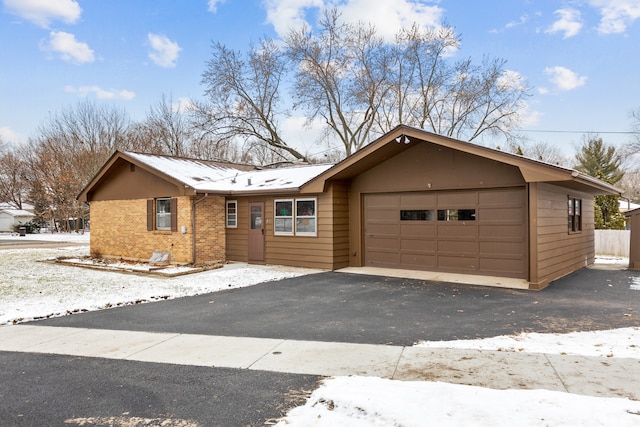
[274, 199, 294, 235]
[147, 198, 177, 231]
[568, 197, 582, 232]
[296, 198, 317, 236]
[155, 198, 172, 230]
[226, 200, 237, 228]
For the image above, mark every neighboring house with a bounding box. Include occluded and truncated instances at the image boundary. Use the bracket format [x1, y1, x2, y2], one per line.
[78, 125, 621, 289]
[0, 209, 35, 232]
[624, 207, 640, 270]
[619, 200, 640, 213]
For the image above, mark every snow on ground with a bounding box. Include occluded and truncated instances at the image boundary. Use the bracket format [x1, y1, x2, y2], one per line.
[274, 377, 640, 427]
[416, 327, 640, 359]
[2, 233, 640, 426]
[0, 233, 312, 324]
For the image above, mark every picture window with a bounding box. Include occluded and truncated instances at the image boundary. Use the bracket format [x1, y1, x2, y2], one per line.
[275, 198, 317, 236]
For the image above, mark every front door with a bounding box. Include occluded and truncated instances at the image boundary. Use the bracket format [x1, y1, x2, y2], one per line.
[248, 202, 265, 262]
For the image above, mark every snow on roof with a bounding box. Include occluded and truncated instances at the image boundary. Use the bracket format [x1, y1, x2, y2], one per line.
[0, 202, 34, 211]
[619, 199, 640, 211]
[125, 152, 334, 193]
[0, 209, 35, 217]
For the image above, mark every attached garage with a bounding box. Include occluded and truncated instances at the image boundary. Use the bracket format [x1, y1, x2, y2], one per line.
[301, 125, 622, 289]
[364, 188, 527, 278]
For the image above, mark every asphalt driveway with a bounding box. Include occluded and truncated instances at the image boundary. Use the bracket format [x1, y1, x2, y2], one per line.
[34, 266, 640, 346]
[5, 265, 640, 426]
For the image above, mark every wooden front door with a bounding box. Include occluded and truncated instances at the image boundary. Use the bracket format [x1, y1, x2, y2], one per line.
[248, 202, 265, 262]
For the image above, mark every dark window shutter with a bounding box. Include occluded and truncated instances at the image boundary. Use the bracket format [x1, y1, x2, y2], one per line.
[170, 198, 178, 232]
[147, 199, 154, 231]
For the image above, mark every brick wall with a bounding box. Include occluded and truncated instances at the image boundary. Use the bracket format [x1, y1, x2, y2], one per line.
[90, 196, 194, 263]
[194, 196, 226, 264]
[90, 196, 227, 264]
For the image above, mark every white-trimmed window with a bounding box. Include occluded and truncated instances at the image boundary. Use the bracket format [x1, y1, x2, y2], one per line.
[226, 200, 237, 228]
[274, 199, 294, 235]
[155, 198, 172, 230]
[274, 198, 317, 236]
[295, 198, 317, 236]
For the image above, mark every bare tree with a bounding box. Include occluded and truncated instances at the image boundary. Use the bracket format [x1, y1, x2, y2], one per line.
[23, 135, 87, 232]
[198, 9, 532, 160]
[140, 94, 193, 157]
[500, 139, 566, 164]
[198, 38, 307, 162]
[36, 99, 131, 179]
[25, 100, 131, 231]
[619, 168, 640, 203]
[629, 107, 640, 154]
[383, 23, 530, 142]
[287, 9, 391, 156]
[0, 148, 29, 208]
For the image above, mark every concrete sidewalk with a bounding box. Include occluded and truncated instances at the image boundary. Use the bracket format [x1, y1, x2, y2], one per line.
[1, 325, 638, 401]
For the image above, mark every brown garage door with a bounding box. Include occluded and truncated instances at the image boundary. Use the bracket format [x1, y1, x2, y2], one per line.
[364, 188, 527, 278]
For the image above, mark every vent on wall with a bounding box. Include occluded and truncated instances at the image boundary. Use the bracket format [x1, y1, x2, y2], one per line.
[130, 164, 136, 172]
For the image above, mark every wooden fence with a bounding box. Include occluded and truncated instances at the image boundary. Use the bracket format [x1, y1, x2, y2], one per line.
[594, 230, 630, 257]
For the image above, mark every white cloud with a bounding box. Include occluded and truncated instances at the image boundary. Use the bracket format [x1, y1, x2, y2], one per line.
[264, 0, 324, 38]
[546, 8, 583, 38]
[497, 70, 527, 91]
[41, 30, 94, 64]
[517, 102, 543, 128]
[65, 85, 135, 100]
[505, 14, 530, 29]
[263, 0, 445, 41]
[589, 0, 640, 34]
[0, 126, 24, 145]
[544, 66, 587, 91]
[147, 33, 182, 68]
[3, 0, 81, 28]
[174, 97, 195, 113]
[207, 0, 227, 13]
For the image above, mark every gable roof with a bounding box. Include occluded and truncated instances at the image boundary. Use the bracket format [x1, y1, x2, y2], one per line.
[77, 151, 334, 201]
[301, 125, 621, 196]
[0, 209, 35, 217]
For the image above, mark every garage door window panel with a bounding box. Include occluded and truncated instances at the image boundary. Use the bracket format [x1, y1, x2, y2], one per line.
[437, 209, 476, 221]
[400, 210, 435, 221]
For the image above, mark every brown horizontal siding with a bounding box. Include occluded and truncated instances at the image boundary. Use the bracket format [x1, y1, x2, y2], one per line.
[225, 199, 249, 262]
[226, 182, 350, 270]
[535, 183, 594, 285]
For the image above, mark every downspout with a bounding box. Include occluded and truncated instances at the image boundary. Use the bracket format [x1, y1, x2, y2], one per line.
[620, 196, 631, 212]
[191, 193, 209, 264]
[620, 196, 631, 229]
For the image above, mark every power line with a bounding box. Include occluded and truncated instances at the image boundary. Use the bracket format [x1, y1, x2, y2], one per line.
[519, 129, 640, 135]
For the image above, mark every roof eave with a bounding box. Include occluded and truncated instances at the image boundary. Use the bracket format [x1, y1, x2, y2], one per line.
[77, 151, 195, 202]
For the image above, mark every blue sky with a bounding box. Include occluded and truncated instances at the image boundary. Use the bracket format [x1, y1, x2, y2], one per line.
[1, 0, 639, 159]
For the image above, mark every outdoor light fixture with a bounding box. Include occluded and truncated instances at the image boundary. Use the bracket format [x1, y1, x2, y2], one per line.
[395, 135, 411, 144]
